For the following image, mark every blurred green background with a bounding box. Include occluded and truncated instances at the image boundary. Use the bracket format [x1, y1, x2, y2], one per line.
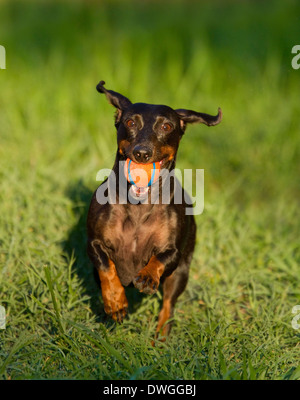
[0, 0, 299, 380]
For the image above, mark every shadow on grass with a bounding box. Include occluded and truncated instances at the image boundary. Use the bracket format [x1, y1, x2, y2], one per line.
[63, 180, 102, 321]
[64, 179, 147, 328]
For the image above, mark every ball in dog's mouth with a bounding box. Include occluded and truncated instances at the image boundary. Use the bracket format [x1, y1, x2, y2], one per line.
[124, 158, 162, 188]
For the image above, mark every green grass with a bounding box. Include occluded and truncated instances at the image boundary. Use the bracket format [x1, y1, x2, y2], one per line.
[0, 0, 300, 380]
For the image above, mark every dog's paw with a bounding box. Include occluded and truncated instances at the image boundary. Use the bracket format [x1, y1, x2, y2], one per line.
[103, 295, 128, 323]
[111, 307, 128, 323]
[133, 270, 160, 295]
[108, 306, 128, 323]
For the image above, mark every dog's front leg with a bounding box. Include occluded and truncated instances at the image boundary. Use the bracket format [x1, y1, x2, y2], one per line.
[88, 240, 128, 322]
[133, 249, 179, 295]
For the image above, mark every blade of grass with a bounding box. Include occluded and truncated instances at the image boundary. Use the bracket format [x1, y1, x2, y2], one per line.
[44, 265, 65, 335]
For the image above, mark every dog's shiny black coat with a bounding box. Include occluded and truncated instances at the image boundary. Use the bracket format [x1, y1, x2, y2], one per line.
[87, 81, 222, 339]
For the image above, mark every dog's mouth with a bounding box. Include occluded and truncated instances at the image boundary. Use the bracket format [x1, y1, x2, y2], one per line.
[122, 153, 175, 200]
[126, 158, 165, 199]
[129, 185, 150, 198]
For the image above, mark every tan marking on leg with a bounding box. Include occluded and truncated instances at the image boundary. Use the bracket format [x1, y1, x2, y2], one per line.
[98, 259, 128, 322]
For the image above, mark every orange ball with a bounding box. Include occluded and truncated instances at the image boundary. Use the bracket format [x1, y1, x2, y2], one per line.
[124, 158, 161, 187]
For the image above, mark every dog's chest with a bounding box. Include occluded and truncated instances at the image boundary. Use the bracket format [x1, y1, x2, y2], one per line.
[103, 204, 176, 285]
[105, 205, 172, 254]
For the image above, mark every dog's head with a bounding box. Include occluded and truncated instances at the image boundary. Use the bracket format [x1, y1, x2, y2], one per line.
[96, 80, 222, 171]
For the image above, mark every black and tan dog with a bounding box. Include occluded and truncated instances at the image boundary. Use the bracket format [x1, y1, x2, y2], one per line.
[87, 81, 222, 341]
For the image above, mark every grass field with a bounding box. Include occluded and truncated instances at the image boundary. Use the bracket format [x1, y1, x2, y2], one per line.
[0, 0, 300, 380]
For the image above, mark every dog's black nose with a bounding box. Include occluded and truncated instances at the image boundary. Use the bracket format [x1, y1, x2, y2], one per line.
[133, 145, 153, 163]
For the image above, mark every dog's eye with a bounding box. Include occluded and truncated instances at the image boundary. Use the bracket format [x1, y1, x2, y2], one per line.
[161, 123, 173, 132]
[126, 119, 136, 128]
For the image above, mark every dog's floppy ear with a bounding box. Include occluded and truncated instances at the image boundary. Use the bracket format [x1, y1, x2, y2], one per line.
[175, 107, 222, 130]
[96, 80, 132, 124]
